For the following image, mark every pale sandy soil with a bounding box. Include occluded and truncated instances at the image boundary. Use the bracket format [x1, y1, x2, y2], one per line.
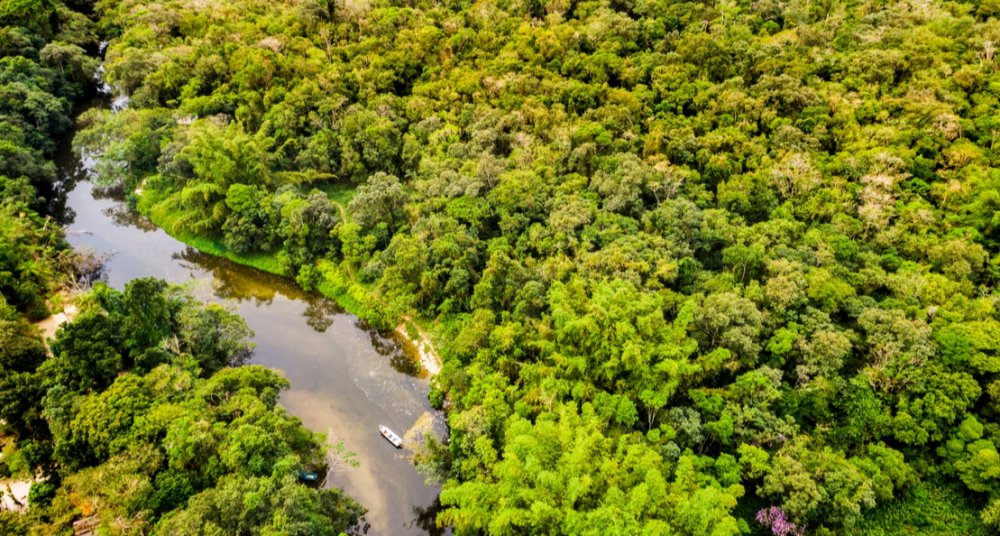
[395, 321, 442, 376]
[33, 304, 78, 346]
[0, 479, 31, 511]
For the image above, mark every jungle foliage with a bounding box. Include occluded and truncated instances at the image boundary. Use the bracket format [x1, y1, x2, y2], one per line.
[77, 0, 1000, 532]
[0, 0, 100, 320]
[0, 3, 364, 534]
[0, 278, 364, 535]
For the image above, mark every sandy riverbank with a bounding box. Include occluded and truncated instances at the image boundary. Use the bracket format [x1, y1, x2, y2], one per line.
[0, 479, 31, 511]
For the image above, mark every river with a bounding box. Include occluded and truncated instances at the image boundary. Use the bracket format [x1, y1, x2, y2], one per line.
[49, 95, 447, 535]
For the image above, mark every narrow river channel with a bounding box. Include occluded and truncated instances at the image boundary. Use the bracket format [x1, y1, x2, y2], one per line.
[49, 93, 447, 535]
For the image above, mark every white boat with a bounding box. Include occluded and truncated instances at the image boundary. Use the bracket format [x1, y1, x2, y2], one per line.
[379, 425, 403, 448]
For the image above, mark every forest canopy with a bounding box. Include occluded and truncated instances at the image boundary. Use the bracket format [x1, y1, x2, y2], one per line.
[0, 278, 365, 535]
[45, 0, 1000, 532]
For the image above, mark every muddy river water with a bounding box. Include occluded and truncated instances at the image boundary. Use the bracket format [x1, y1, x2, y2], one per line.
[49, 97, 446, 535]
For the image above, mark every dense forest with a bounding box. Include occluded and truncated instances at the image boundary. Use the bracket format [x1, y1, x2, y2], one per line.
[7, 0, 1000, 532]
[73, 0, 1000, 533]
[0, 1, 364, 535]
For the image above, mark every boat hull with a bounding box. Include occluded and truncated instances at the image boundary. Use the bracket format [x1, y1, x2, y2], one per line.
[379, 425, 403, 448]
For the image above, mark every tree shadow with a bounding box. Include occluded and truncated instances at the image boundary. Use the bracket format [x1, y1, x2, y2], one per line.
[406, 496, 451, 536]
[302, 297, 344, 333]
[358, 319, 422, 377]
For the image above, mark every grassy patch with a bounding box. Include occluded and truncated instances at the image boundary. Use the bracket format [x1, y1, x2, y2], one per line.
[315, 183, 357, 212]
[314, 260, 399, 330]
[177, 232, 284, 275]
[140, 190, 285, 276]
[403, 320, 420, 342]
[856, 479, 989, 536]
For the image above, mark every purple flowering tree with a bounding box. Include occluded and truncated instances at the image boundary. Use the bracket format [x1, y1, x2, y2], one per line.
[756, 506, 805, 536]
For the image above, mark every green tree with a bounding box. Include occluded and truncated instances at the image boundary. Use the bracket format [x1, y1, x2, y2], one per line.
[348, 172, 407, 234]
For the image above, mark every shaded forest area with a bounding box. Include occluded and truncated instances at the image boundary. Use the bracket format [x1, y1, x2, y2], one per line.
[16, 0, 1000, 533]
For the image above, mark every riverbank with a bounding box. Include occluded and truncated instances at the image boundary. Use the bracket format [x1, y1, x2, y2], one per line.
[0, 479, 31, 511]
[135, 188, 445, 378]
[60, 179, 448, 535]
[33, 304, 79, 348]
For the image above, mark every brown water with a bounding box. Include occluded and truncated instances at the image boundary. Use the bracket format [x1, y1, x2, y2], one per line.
[52, 106, 446, 535]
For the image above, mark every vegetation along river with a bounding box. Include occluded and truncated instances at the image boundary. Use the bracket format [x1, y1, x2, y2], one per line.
[49, 92, 447, 535]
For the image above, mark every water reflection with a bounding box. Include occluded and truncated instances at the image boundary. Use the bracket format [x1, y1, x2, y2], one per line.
[303, 299, 341, 333]
[43, 87, 115, 226]
[173, 247, 430, 376]
[102, 204, 159, 231]
[54, 113, 450, 534]
[408, 497, 449, 536]
[172, 248, 360, 339]
[173, 247, 287, 304]
[89, 186, 158, 232]
[363, 325, 424, 378]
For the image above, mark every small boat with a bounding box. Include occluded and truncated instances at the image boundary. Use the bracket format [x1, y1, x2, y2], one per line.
[379, 425, 403, 448]
[298, 471, 319, 482]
